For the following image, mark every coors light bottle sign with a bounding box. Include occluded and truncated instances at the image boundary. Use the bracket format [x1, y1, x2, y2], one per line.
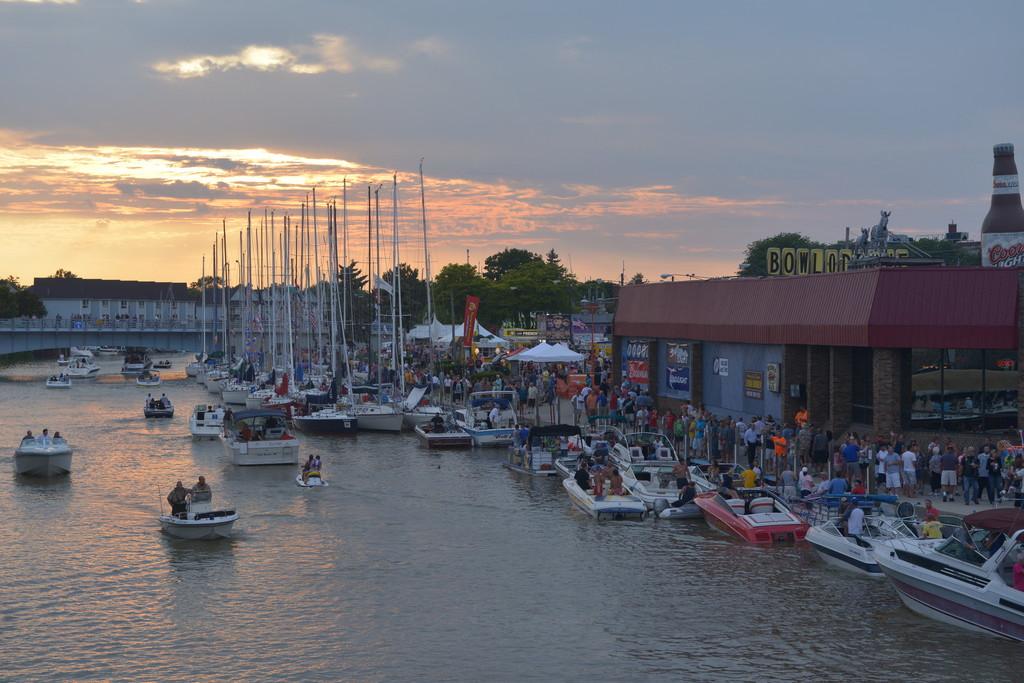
[981, 143, 1024, 267]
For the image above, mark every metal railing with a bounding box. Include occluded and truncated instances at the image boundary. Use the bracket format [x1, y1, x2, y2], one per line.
[0, 317, 214, 332]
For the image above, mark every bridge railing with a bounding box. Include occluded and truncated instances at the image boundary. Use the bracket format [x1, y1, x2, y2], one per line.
[0, 318, 215, 333]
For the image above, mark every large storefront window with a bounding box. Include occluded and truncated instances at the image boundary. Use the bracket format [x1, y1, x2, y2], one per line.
[911, 348, 1017, 432]
[851, 347, 874, 425]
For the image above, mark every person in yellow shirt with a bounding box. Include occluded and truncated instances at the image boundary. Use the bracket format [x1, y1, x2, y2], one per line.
[740, 467, 757, 488]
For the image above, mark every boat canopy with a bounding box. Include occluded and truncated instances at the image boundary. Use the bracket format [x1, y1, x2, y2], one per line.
[527, 424, 582, 440]
[471, 397, 512, 409]
[231, 409, 287, 421]
[964, 509, 1024, 536]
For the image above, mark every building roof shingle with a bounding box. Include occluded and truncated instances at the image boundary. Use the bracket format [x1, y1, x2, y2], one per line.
[31, 278, 193, 301]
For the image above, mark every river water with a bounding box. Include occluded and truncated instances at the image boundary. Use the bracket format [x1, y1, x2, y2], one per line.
[0, 354, 1020, 682]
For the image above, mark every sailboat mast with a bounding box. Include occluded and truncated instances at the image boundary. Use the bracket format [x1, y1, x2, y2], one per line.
[392, 172, 405, 395]
[201, 254, 207, 358]
[313, 187, 324, 372]
[419, 159, 435, 372]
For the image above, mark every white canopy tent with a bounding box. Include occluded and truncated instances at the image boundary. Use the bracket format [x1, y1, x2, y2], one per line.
[513, 341, 584, 363]
[407, 316, 509, 347]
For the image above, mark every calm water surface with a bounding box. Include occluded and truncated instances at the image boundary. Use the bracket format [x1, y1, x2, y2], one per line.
[0, 355, 1020, 682]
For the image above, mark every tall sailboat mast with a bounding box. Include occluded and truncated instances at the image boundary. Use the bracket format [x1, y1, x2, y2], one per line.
[419, 159, 435, 372]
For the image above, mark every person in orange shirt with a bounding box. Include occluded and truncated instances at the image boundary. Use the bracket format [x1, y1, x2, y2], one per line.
[770, 433, 787, 474]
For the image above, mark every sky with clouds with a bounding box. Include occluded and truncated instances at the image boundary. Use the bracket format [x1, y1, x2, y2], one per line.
[0, 0, 1022, 285]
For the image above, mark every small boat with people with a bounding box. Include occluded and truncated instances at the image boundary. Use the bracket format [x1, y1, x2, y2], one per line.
[189, 403, 225, 439]
[414, 413, 472, 448]
[222, 409, 300, 466]
[505, 424, 579, 476]
[694, 488, 810, 544]
[296, 455, 328, 487]
[46, 373, 72, 389]
[160, 478, 237, 539]
[401, 385, 445, 429]
[804, 495, 918, 577]
[292, 407, 359, 435]
[454, 390, 518, 447]
[136, 370, 161, 386]
[874, 509, 1024, 640]
[14, 430, 72, 476]
[144, 394, 174, 418]
[562, 472, 647, 520]
[65, 356, 99, 378]
[153, 359, 172, 370]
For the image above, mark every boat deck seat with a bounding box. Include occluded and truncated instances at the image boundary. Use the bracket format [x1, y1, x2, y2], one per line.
[750, 497, 776, 513]
[629, 446, 644, 461]
[726, 498, 747, 515]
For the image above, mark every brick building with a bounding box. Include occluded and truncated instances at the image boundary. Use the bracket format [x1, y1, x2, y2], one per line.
[612, 267, 1022, 437]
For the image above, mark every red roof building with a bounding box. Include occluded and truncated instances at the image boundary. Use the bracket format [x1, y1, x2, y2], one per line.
[613, 267, 1023, 436]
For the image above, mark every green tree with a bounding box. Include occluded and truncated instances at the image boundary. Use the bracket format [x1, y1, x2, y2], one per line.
[432, 263, 494, 326]
[911, 238, 981, 266]
[50, 268, 79, 279]
[0, 276, 45, 318]
[483, 248, 542, 281]
[189, 275, 223, 290]
[498, 260, 576, 322]
[383, 263, 428, 326]
[628, 272, 647, 285]
[738, 232, 825, 276]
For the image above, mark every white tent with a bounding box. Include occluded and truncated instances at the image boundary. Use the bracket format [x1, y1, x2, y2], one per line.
[514, 341, 584, 363]
[407, 316, 509, 347]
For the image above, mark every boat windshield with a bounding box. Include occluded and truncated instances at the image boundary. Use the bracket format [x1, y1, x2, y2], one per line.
[936, 528, 993, 566]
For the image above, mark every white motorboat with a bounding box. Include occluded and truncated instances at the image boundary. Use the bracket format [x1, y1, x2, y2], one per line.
[454, 390, 517, 447]
[56, 354, 68, 366]
[292, 407, 359, 435]
[562, 476, 647, 520]
[805, 496, 918, 577]
[414, 416, 473, 448]
[874, 509, 1024, 640]
[153, 359, 172, 370]
[70, 346, 93, 358]
[349, 402, 404, 432]
[185, 361, 201, 377]
[221, 380, 253, 405]
[144, 395, 174, 418]
[222, 409, 300, 466]
[65, 356, 99, 378]
[189, 404, 225, 439]
[46, 374, 72, 389]
[159, 494, 237, 540]
[505, 424, 580, 477]
[121, 351, 152, 374]
[96, 346, 121, 356]
[137, 370, 161, 386]
[14, 435, 72, 476]
[609, 433, 692, 513]
[401, 385, 444, 429]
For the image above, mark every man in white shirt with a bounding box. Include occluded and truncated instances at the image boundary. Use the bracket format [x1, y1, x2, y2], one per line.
[487, 405, 500, 429]
[875, 446, 888, 491]
[846, 505, 865, 537]
[743, 426, 758, 467]
[901, 446, 919, 497]
[754, 417, 766, 435]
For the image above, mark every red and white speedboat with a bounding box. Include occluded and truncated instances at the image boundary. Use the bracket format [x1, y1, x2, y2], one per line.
[694, 489, 809, 544]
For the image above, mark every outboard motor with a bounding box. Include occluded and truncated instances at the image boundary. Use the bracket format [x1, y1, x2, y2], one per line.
[653, 499, 669, 517]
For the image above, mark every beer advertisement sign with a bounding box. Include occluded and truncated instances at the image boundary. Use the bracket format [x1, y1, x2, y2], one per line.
[982, 232, 1024, 267]
[623, 339, 649, 386]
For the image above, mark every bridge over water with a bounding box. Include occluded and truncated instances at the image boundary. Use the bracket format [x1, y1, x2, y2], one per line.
[0, 318, 212, 355]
